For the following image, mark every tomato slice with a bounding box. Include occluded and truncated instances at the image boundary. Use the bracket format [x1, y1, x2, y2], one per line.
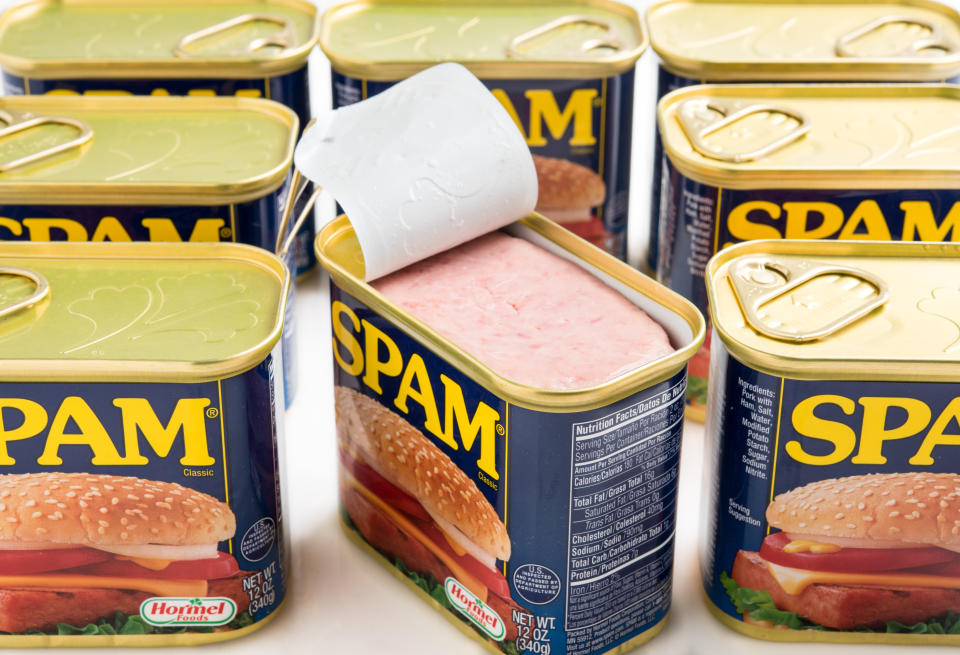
[75, 551, 239, 580]
[903, 557, 960, 577]
[0, 548, 112, 575]
[340, 448, 431, 521]
[759, 532, 959, 573]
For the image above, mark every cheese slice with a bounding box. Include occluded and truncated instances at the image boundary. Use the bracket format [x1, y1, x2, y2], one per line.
[767, 561, 960, 596]
[782, 540, 840, 554]
[115, 556, 174, 571]
[0, 574, 206, 596]
[341, 469, 489, 602]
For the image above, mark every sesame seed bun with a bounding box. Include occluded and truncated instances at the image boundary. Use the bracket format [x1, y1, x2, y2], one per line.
[0, 473, 235, 546]
[532, 155, 606, 211]
[766, 473, 960, 547]
[334, 386, 511, 561]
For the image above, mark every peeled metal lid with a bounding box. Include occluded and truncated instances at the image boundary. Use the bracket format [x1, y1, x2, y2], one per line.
[0, 242, 287, 382]
[319, 0, 646, 79]
[707, 240, 960, 381]
[658, 83, 960, 189]
[0, 0, 319, 78]
[648, 0, 960, 81]
[0, 95, 296, 205]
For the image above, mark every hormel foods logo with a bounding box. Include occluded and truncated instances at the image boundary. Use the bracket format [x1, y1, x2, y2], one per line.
[444, 577, 505, 641]
[139, 597, 237, 627]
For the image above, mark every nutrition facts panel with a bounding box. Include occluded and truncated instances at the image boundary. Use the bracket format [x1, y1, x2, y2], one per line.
[564, 377, 686, 644]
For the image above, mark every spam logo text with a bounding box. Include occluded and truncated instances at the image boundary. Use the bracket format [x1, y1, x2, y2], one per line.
[44, 88, 263, 99]
[0, 216, 228, 242]
[492, 88, 597, 148]
[331, 301, 502, 480]
[788, 395, 960, 466]
[0, 397, 216, 467]
[723, 200, 960, 247]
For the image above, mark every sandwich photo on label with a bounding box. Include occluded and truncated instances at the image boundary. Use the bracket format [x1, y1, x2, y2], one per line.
[0, 472, 249, 634]
[334, 386, 526, 643]
[723, 473, 960, 632]
[532, 155, 607, 247]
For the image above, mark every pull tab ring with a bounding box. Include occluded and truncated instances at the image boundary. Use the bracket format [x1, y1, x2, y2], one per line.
[730, 256, 889, 342]
[174, 14, 295, 58]
[506, 15, 624, 58]
[0, 267, 50, 320]
[836, 15, 957, 58]
[0, 111, 93, 173]
[677, 99, 810, 163]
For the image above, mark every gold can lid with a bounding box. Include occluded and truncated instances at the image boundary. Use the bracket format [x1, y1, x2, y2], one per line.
[0, 95, 297, 205]
[0, 0, 319, 79]
[707, 239, 960, 381]
[659, 83, 960, 189]
[319, 0, 646, 80]
[648, 0, 960, 81]
[0, 242, 288, 382]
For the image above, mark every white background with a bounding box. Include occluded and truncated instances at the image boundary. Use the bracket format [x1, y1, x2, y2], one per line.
[4, 0, 960, 653]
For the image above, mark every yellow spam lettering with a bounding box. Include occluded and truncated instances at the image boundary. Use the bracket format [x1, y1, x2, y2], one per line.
[330, 301, 502, 480]
[46, 88, 262, 99]
[723, 200, 960, 247]
[0, 397, 215, 466]
[0, 217, 226, 242]
[492, 88, 597, 147]
[788, 395, 960, 466]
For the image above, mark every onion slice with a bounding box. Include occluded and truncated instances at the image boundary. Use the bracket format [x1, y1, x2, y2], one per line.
[94, 543, 219, 561]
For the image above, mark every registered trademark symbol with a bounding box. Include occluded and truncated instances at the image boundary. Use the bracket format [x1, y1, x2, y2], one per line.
[220, 227, 232, 238]
[206, 407, 219, 418]
[496, 424, 505, 436]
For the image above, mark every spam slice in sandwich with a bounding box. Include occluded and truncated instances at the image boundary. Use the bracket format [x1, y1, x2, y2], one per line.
[0, 473, 248, 634]
[729, 473, 960, 630]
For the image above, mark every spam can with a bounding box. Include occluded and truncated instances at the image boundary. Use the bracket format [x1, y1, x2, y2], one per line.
[657, 83, 960, 420]
[0, 95, 301, 406]
[643, 0, 960, 276]
[317, 214, 704, 655]
[319, 0, 646, 261]
[0, 241, 288, 645]
[0, 0, 320, 277]
[702, 239, 960, 644]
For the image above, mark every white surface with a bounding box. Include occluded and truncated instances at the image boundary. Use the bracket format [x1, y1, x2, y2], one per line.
[295, 63, 537, 281]
[1, 0, 959, 652]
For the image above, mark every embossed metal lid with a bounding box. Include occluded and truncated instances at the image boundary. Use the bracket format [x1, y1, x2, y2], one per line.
[648, 0, 960, 81]
[0, 242, 288, 382]
[659, 84, 960, 189]
[319, 0, 646, 79]
[0, 0, 319, 79]
[707, 239, 960, 381]
[0, 95, 296, 205]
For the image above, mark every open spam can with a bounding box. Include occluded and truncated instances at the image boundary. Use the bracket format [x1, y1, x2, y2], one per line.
[319, 0, 647, 261]
[0, 241, 288, 645]
[0, 0, 320, 276]
[317, 214, 704, 655]
[657, 83, 960, 420]
[643, 0, 960, 276]
[702, 238, 960, 644]
[0, 94, 301, 406]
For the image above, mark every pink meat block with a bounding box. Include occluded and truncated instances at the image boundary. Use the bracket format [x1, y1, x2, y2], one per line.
[372, 232, 675, 390]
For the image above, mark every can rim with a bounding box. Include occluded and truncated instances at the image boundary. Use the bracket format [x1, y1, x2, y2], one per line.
[0, 241, 289, 383]
[318, 0, 648, 81]
[0, 96, 298, 204]
[706, 239, 960, 381]
[315, 214, 706, 412]
[658, 83, 960, 189]
[647, 0, 960, 81]
[0, 0, 320, 79]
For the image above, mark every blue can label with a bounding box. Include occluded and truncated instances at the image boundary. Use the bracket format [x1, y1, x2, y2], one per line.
[2, 67, 315, 277]
[703, 339, 960, 638]
[329, 286, 684, 654]
[658, 155, 960, 411]
[331, 70, 635, 261]
[0, 352, 285, 638]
